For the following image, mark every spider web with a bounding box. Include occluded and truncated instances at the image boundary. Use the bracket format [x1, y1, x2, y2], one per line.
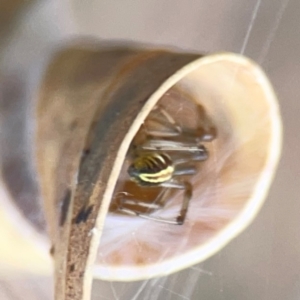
[0, 0, 297, 300]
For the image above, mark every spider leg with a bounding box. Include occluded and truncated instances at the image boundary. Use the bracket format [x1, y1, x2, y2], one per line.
[182, 103, 217, 142]
[138, 139, 199, 151]
[117, 188, 170, 216]
[172, 145, 208, 163]
[138, 139, 208, 158]
[166, 153, 205, 177]
[144, 105, 182, 137]
[177, 181, 192, 225]
[118, 180, 192, 225]
[160, 180, 192, 225]
[142, 103, 217, 142]
[180, 127, 216, 142]
[173, 166, 197, 176]
[148, 105, 216, 141]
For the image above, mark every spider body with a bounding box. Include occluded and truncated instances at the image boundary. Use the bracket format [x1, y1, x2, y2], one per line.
[118, 104, 216, 225]
[128, 153, 174, 186]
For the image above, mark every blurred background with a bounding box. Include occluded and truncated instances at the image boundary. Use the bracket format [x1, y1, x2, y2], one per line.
[0, 0, 299, 299]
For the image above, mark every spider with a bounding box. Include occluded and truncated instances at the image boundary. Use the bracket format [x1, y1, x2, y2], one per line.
[118, 104, 216, 225]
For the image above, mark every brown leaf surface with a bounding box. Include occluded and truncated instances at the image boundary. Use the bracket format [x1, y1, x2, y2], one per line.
[36, 46, 199, 300]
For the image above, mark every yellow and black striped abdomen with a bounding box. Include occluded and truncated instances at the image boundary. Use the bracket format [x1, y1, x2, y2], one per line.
[128, 153, 174, 185]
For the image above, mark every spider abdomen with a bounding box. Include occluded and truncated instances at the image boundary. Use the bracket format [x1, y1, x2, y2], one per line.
[128, 153, 174, 185]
